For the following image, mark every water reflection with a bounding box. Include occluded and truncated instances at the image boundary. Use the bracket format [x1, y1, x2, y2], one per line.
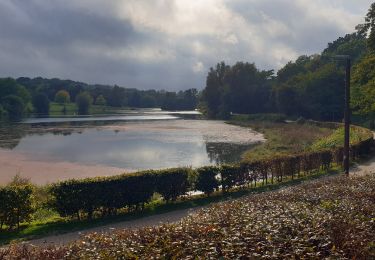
[0, 116, 263, 171]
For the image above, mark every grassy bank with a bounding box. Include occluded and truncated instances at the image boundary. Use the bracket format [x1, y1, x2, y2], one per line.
[231, 117, 372, 163]
[230, 118, 334, 162]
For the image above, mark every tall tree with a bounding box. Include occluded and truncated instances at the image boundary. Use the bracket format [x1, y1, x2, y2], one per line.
[356, 2, 375, 51]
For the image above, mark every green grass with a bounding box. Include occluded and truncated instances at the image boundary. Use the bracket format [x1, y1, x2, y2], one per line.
[0, 167, 341, 245]
[311, 126, 373, 150]
[48, 102, 125, 116]
[229, 120, 334, 162]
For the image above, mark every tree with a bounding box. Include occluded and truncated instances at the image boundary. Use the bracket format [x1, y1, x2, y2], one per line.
[356, 2, 375, 51]
[55, 90, 70, 104]
[0, 184, 34, 230]
[32, 93, 50, 114]
[94, 94, 106, 106]
[200, 62, 272, 118]
[76, 92, 93, 115]
[108, 86, 126, 107]
[1, 95, 25, 120]
[351, 54, 375, 125]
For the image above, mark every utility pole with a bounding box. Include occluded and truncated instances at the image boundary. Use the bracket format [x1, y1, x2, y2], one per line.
[343, 58, 351, 175]
[332, 55, 351, 174]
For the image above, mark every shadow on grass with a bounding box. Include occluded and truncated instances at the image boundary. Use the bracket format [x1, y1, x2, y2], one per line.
[0, 168, 341, 246]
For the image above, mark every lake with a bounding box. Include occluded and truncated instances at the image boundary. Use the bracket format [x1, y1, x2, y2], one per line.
[0, 109, 264, 184]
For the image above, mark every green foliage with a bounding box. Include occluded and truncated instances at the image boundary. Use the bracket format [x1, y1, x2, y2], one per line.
[94, 94, 106, 106]
[322, 33, 367, 62]
[32, 93, 50, 114]
[201, 62, 273, 118]
[231, 113, 287, 123]
[0, 78, 30, 120]
[274, 61, 345, 120]
[311, 126, 373, 150]
[195, 166, 220, 196]
[54, 90, 70, 104]
[220, 164, 243, 191]
[0, 184, 34, 230]
[356, 2, 375, 51]
[351, 54, 375, 123]
[155, 168, 190, 201]
[49, 171, 156, 219]
[75, 92, 93, 115]
[1, 95, 25, 120]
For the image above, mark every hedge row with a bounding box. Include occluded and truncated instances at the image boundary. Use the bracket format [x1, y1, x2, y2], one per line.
[47, 126, 374, 220]
[49, 168, 192, 219]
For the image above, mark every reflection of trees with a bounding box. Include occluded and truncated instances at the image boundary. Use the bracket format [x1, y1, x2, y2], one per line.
[205, 142, 257, 164]
[0, 122, 90, 150]
[0, 123, 29, 149]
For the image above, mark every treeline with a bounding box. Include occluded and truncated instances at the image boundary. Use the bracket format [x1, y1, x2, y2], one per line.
[0, 124, 372, 227]
[201, 3, 375, 124]
[0, 77, 198, 120]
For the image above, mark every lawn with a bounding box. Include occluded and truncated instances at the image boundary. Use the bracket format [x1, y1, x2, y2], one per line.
[48, 102, 124, 116]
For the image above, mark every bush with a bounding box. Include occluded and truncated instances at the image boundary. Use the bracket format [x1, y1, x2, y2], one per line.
[155, 168, 190, 201]
[195, 166, 220, 196]
[220, 164, 243, 192]
[0, 184, 34, 230]
[76, 92, 92, 115]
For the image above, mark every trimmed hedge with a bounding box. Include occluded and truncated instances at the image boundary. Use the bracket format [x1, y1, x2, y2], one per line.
[46, 124, 373, 220]
[195, 166, 220, 196]
[155, 168, 190, 201]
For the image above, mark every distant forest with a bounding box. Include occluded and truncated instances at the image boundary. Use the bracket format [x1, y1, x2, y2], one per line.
[1, 3, 375, 124]
[0, 76, 198, 119]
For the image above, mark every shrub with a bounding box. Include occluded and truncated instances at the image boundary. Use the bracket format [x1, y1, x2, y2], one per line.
[195, 166, 220, 196]
[220, 164, 242, 192]
[76, 92, 92, 115]
[0, 184, 34, 230]
[155, 168, 190, 201]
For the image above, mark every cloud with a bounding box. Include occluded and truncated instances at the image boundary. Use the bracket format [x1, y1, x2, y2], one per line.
[0, 0, 372, 90]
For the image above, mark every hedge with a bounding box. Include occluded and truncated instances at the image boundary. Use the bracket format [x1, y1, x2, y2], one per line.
[195, 166, 220, 195]
[44, 124, 374, 220]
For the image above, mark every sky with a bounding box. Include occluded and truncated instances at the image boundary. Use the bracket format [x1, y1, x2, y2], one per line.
[0, 0, 373, 90]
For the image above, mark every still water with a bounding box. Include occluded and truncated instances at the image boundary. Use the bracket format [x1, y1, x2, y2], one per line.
[0, 110, 264, 184]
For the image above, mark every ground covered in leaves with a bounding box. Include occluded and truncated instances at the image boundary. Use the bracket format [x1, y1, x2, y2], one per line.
[2, 174, 375, 259]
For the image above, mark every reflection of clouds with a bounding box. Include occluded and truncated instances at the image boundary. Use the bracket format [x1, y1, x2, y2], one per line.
[2, 119, 265, 171]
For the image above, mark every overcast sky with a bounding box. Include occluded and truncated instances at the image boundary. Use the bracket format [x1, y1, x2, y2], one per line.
[0, 0, 373, 90]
